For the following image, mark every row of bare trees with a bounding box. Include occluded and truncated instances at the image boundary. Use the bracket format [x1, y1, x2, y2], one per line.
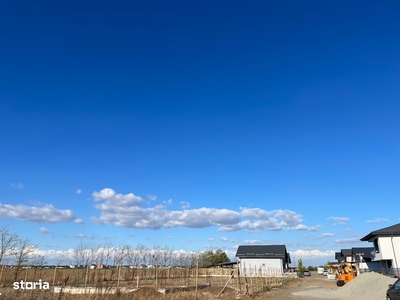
[70, 241, 204, 268]
[1, 225, 230, 275]
[0, 225, 46, 281]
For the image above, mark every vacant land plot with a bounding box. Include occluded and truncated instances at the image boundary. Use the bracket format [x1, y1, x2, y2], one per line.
[261, 271, 398, 300]
[0, 266, 296, 299]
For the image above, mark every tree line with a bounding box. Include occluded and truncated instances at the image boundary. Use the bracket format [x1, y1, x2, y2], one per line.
[0, 226, 231, 277]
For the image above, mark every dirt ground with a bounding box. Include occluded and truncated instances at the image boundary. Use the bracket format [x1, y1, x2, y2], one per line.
[260, 272, 339, 300]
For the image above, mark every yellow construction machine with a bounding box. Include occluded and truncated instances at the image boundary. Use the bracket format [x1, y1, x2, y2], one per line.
[335, 262, 360, 286]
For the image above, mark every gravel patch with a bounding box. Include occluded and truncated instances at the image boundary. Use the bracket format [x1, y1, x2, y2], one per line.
[292, 272, 397, 300]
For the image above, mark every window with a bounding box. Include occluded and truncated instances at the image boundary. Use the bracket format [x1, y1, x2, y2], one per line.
[373, 239, 380, 253]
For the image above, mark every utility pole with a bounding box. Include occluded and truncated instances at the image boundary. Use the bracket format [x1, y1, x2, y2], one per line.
[356, 253, 364, 273]
[391, 232, 399, 276]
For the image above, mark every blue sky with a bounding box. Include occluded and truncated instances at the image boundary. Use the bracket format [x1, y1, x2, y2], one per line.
[1, 0, 400, 266]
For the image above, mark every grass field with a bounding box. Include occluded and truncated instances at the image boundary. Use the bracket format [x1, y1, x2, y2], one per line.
[0, 266, 296, 299]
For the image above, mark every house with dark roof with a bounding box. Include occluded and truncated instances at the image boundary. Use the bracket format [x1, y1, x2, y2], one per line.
[335, 252, 345, 263]
[360, 223, 400, 275]
[235, 245, 291, 276]
[340, 249, 353, 262]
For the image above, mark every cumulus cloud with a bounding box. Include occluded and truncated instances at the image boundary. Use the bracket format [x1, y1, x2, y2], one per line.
[74, 219, 85, 225]
[11, 183, 24, 190]
[64, 234, 94, 239]
[208, 238, 215, 241]
[334, 237, 362, 244]
[290, 249, 335, 259]
[327, 216, 350, 225]
[92, 188, 143, 206]
[38, 227, 49, 234]
[219, 236, 228, 241]
[244, 240, 263, 244]
[162, 199, 173, 205]
[218, 209, 307, 232]
[287, 224, 319, 231]
[90, 188, 317, 232]
[366, 218, 389, 223]
[315, 233, 335, 239]
[180, 201, 190, 209]
[91, 200, 241, 230]
[203, 244, 220, 250]
[147, 195, 157, 201]
[76, 189, 82, 194]
[0, 203, 76, 223]
[321, 233, 335, 237]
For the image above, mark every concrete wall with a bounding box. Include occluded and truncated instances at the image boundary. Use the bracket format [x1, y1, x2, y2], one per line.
[373, 236, 400, 269]
[239, 258, 283, 276]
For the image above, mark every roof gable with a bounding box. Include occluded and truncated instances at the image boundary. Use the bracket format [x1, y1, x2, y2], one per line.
[335, 252, 344, 260]
[235, 245, 288, 259]
[360, 223, 400, 241]
[341, 249, 352, 256]
[351, 247, 374, 260]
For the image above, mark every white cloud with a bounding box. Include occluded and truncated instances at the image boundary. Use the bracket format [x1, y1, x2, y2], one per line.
[203, 244, 220, 250]
[208, 238, 215, 241]
[287, 224, 319, 231]
[91, 200, 241, 230]
[38, 227, 49, 234]
[317, 233, 335, 239]
[180, 201, 190, 209]
[64, 234, 94, 239]
[334, 237, 362, 244]
[327, 216, 350, 225]
[162, 199, 173, 205]
[366, 218, 389, 223]
[76, 189, 82, 194]
[0, 203, 76, 223]
[147, 195, 157, 201]
[290, 249, 335, 259]
[92, 188, 143, 206]
[11, 183, 24, 190]
[74, 219, 85, 225]
[321, 233, 335, 237]
[219, 236, 228, 242]
[244, 240, 262, 245]
[218, 209, 309, 232]
[90, 188, 317, 232]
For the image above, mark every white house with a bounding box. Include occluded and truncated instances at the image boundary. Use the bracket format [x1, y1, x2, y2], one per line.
[360, 223, 400, 276]
[235, 245, 290, 276]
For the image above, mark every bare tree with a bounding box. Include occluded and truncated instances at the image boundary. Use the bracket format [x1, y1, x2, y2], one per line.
[150, 245, 161, 267]
[188, 251, 201, 267]
[112, 243, 129, 266]
[159, 246, 173, 267]
[126, 245, 141, 268]
[74, 240, 95, 267]
[12, 237, 36, 281]
[102, 241, 114, 267]
[30, 254, 47, 281]
[136, 244, 149, 267]
[56, 251, 66, 267]
[0, 226, 18, 265]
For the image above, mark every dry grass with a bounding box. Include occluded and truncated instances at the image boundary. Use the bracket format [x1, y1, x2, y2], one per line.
[0, 267, 296, 299]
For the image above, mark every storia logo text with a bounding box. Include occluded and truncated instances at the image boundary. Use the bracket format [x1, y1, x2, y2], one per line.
[13, 279, 50, 290]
